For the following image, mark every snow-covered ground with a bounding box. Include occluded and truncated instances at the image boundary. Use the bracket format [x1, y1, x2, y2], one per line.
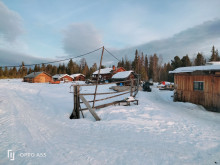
[0, 79, 220, 165]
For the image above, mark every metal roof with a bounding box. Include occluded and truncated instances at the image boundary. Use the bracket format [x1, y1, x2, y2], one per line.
[169, 64, 220, 74]
[24, 72, 46, 78]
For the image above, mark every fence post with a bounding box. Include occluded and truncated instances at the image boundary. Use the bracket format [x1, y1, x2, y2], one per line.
[69, 85, 80, 119]
[130, 79, 133, 96]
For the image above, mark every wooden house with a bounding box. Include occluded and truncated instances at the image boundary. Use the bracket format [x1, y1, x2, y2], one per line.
[52, 74, 73, 82]
[111, 70, 137, 86]
[71, 74, 85, 81]
[169, 63, 220, 112]
[23, 72, 52, 83]
[91, 66, 126, 81]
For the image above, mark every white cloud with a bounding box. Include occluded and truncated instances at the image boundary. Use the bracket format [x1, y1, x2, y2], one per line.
[113, 19, 220, 63]
[0, 1, 24, 42]
[62, 23, 103, 55]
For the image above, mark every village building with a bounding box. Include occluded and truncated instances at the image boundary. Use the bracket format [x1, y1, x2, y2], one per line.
[71, 74, 85, 81]
[92, 66, 126, 81]
[169, 62, 220, 112]
[23, 72, 52, 83]
[52, 74, 73, 82]
[111, 70, 137, 86]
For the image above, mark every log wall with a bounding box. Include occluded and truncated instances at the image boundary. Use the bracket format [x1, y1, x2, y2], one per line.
[174, 73, 220, 112]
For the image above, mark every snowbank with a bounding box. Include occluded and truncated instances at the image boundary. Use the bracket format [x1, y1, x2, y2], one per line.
[0, 79, 220, 165]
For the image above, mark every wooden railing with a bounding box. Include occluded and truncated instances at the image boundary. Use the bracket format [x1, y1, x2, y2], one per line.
[69, 79, 139, 121]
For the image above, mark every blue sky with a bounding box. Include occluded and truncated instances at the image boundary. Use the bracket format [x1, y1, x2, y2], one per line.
[0, 0, 220, 66]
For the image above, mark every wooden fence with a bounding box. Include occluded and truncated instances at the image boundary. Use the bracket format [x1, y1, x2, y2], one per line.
[69, 79, 139, 121]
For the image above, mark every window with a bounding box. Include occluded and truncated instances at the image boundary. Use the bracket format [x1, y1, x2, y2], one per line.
[193, 81, 204, 91]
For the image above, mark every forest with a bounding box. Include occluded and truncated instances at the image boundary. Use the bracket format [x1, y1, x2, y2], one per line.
[0, 46, 219, 82]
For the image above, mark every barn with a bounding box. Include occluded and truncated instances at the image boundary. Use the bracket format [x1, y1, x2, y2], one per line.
[71, 74, 85, 81]
[169, 62, 220, 112]
[111, 71, 137, 86]
[23, 72, 52, 83]
[52, 74, 73, 82]
[92, 66, 126, 81]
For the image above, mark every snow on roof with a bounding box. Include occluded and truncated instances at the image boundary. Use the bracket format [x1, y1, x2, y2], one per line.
[93, 68, 113, 75]
[112, 71, 133, 79]
[169, 63, 220, 74]
[70, 74, 85, 78]
[24, 72, 47, 78]
[206, 61, 220, 65]
[52, 74, 69, 79]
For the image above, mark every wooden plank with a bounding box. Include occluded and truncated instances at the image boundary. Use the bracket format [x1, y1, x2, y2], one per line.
[80, 100, 122, 111]
[80, 95, 101, 121]
[79, 90, 128, 95]
[80, 91, 130, 103]
[70, 79, 137, 87]
[93, 46, 105, 108]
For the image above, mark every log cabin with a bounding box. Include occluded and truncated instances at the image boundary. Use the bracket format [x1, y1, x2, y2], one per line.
[169, 62, 220, 112]
[71, 74, 85, 81]
[91, 66, 126, 81]
[23, 72, 52, 83]
[111, 70, 137, 86]
[52, 74, 73, 82]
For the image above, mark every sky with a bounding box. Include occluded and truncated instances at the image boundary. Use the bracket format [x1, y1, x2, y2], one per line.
[0, 0, 220, 66]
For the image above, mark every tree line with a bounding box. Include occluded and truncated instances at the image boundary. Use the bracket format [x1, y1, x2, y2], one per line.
[117, 45, 220, 82]
[0, 45, 219, 81]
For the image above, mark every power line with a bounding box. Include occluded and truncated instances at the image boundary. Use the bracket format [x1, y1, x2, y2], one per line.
[104, 48, 120, 62]
[0, 47, 103, 68]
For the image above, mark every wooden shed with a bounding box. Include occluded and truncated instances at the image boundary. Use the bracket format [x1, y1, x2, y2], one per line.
[52, 74, 73, 82]
[169, 63, 220, 112]
[111, 70, 137, 86]
[71, 74, 85, 81]
[91, 66, 126, 81]
[23, 72, 52, 83]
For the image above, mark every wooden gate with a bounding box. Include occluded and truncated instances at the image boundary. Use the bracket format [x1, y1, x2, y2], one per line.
[69, 79, 139, 121]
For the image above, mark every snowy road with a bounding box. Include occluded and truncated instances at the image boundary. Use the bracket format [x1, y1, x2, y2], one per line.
[0, 79, 220, 165]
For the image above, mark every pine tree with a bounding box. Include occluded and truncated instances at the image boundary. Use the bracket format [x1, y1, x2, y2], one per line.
[34, 64, 38, 72]
[152, 54, 159, 82]
[144, 55, 149, 80]
[171, 56, 182, 69]
[124, 57, 131, 70]
[166, 62, 174, 82]
[28, 68, 32, 74]
[51, 66, 57, 76]
[209, 45, 219, 61]
[0, 67, 3, 78]
[41, 64, 46, 71]
[148, 54, 159, 82]
[4, 67, 8, 77]
[132, 49, 139, 72]
[82, 62, 89, 78]
[19, 62, 27, 77]
[194, 53, 206, 66]
[67, 59, 74, 75]
[181, 55, 192, 67]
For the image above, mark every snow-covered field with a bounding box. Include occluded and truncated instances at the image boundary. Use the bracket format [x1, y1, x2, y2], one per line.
[0, 79, 220, 165]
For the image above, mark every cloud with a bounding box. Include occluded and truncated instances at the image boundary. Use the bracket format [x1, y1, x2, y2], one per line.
[0, 1, 24, 42]
[62, 23, 103, 55]
[0, 48, 52, 67]
[114, 19, 220, 63]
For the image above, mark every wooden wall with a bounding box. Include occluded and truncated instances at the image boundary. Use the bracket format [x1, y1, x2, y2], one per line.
[60, 75, 73, 82]
[74, 75, 85, 81]
[33, 73, 52, 83]
[174, 73, 220, 112]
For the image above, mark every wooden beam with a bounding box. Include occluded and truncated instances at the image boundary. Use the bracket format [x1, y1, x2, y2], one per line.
[93, 46, 105, 108]
[80, 95, 101, 121]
